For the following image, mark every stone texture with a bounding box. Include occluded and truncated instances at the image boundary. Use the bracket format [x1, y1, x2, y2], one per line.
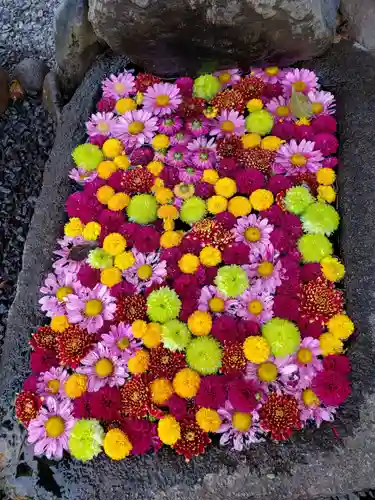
[2, 41, 375, 499]
[0, 66, 9, 113]
[42, 71, 63, 123]
[13, 57, 48, 94]
[88, 0, 339, 77]
[55, 0, 103, 92]
[341, 0, 375, 52]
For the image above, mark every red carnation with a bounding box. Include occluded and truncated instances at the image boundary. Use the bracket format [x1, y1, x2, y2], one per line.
[235, 168, 265, 194]
[314, 133, 339, 155]
[30, 348, 58, 374]
[97, 97, 116, 112]
[323, 355, 351, 375]
[194, 181, 214, 198]
[77, 264, 100, 288]
[312, 370, 351, 406]
[227, 378, 259, 412]
[166, 394, 189, 420]
[215, 211, 237, 230]
[237, 319, 260, 340]
[73, 393, 94, 419]
[211, 315, 238, 344]
[90, 386, 122, 421]
[267, 174, 293, 195]
[134, 226, 160, 253]
[195, 375, 226, 409]
[311, 115, 337, 134]
[121, 417, 157, 455]
[222, 241, 250, 265]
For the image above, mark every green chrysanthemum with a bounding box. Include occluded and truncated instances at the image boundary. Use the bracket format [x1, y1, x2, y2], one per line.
[186, 336, 222, 375]
[245, 110, 274, 136]
[161, 319, 191, 351]
[88, 248, 113, 269]
[72, 144, 104, 172]
[180, 196, 207, 225]
[193, 74, 221, 100]
[147, 287, 182, 323]
[301, 202, 340, 235]
[214, 265, 249, 298]
[284, 186, 315, 215]
[297, 233, 333, 263]
[262, 318, 301, 357]
[68, 419, 104, 462]
[127, 194, 158, 225]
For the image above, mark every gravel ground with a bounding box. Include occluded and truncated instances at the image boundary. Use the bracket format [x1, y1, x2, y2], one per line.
[0, 0, 59, 357]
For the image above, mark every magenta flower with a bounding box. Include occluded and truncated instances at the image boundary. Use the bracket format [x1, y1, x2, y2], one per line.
[245, 356, 299, 394]
[214, 68, 241, 88]
[157, 115, 183, 135]
[36, 367, 69, 399]
[178, 165, 202, 184]
[198, 285, 236, 316]
[297, 389, 336, 427]
[113, 109, 158, 147]
[77, 342, 127, 392]
[245, 244, 284, 293]
[217, 401, 263, 450]
[122, 250, 167, 292]
[102, 71, 136, 99]
[27, 397, 75, 460]
[142, 82, 182, 116]
[53, 236, 84, 276]
[273, 139, 324, 176]
[293, 337, 323, 387]
[233, 214, 273, 255]
[251, 66, 287, 84]
[282, 68, 319, 95]
[86, 112, 116, 138]
[187, 137, 217, 170]
[166, 145, 191, 169]
[234, 287, 274, 324]
[101, 322, 142, 360]
[69, 168, 97, 185]
[66, 284, 116, 334]
[210, 110, 246, 138]
[170, 130, 193, 147]
[39, 272, 80, 318]
[266, 96, 293, 122]
[185, 117, 211, 137]
[308, 90, 336, 116]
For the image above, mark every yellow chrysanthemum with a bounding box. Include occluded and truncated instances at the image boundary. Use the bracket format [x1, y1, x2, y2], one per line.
[64, 373, 88, 399]
[243, 336, 271, 363]
[207, 195, 228, 214]
[317, 185, 336, 204]
[115, 98, 136, 114]
[173, 368, 200, 398]
[107, 192, 130, 211]
[247, 98, 263, 112]
[157, 204, 178, 219]
[160, 230, 183, 248]
[163, 218, 175, 231]
[214, 177, 237, 198]
[83, 221, 101, 241]
[188, 311, 212, 336]
[250, 189, 274, 211]
[114, 155, 130, 170]
[128, 349, 150, 374]
[196, 408, 221, 432]
[199, 246, 222, 267]
[178, 253, 200, 274]
[202, 169, 219, 185]
[103, 233, 127, 256]
[147, 160, 164, 176]
[64, 217, 84, 237]
[155, 187, 174, 205]
[100, 267, 122, 287]
[50, 315, 69, 332]
[142, 322, 162, 348]
[327, 314, 354, 340]
[321, 256, 345, 282]
[132, 320, 148, 339]
[102, 138, 123, 158]
[316, 167, 336, 185]
[242, 133, 261, 149]
[114, 250, 135, 270]
[96, 185, 115, 205]
[150, 378, 174, 405]
[158, 415, 181, 445]
[261, 136, 285, 151]
[228, 196, 252, 217]
[152, 134, 170, 150]
[103, 429, 132, 460]
[319, 332, 344, 356]
[97, 160, 117, 180]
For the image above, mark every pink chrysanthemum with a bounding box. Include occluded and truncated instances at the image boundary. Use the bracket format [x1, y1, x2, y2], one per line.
[198, 285, 236, 316]
[166, 145, 191, 169]
[282, 68, 319, 95]
[36, 366, 69, 399]
[170, 130, 193, 147]
[274, 139, 324, 176]
[235, 287, 274, 324]
[68, 168, 97, 185]
[297, 389, 336, 427]
[210, 110, 246, 138]
[245, 244, 284, 293]
[52, 236, 84, 276]
[157, 115, 183, 135]
[102, 71, 136, 99]
[142, 82, 182, 116]
[39, 272, 80, 318]
[233, 214, 273, 254]
[122, 250, 167, 292]
[251, 66, 287, 84]
[27, 397, 75, 460]
[217, 401, 263, 450]
[101, 322, 142, 360]
[113, 110, 158, 147]
[266, 96, 293, 122]
[185, 117, 211, 137]
[178, 165, 202, 184]
[293, 337, 323, 388]
[187, 137, 217, 170]
[66, 284, 116, 334]
[308, 90, 336, 116]
[214, 68, 241, 88]
[86, 112, 116, 138]
[77, 342, 127, 392]
[245, 356, 299, 394]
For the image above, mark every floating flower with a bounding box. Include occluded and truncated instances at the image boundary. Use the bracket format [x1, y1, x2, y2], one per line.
[282, 68, 318, 95]
[36, 366, 69, 399]
[235, 287, 274, 324]
[251, 66, 286, 84]
[214, 68, 241, 87]
[259, 392, 301, 440]
[56, 325, 94, 368]
[299, 276, 344, 325]
[217, 401, 263, 450]
[187, 137, 216, 170]
[308, 90, 335, 116]
[210, 110, 246, 138]
[233, 214, 273, 254]
[39, 272, 79, 318]
[198, 285, 235, 316]
[297, 388, 336, 427]
[86, 112, 116, 138]
[274, 139, 324, 176]
[123, 250, 167, 292]
[173, 418, 211, 460]
[27, 397, 75, 460]
[102, 71, 136, 99]
[68, 418, 104, 461]
[266, 96, 293, 122]
[15, 391, 42, 427]
[311, 370, 351, 406]
[143, 82, 182, 116]
[101, 322, 142, 360]
[113, 109, 158, 147]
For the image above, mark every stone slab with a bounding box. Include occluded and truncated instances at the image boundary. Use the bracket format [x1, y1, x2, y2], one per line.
[1, 40, 375, 500]
[341, 0, 375, 52]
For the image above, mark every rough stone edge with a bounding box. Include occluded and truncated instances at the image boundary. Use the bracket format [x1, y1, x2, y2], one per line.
[2, 41, 375, 500]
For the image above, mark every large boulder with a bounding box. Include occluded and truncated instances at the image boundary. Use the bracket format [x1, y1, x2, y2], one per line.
[55, 0, 103, 92]
[341, 0, 375, 52]
[88, 0, 339, 76]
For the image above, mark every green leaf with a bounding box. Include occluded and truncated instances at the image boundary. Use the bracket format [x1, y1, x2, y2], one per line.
[290, 87, 313, 119]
